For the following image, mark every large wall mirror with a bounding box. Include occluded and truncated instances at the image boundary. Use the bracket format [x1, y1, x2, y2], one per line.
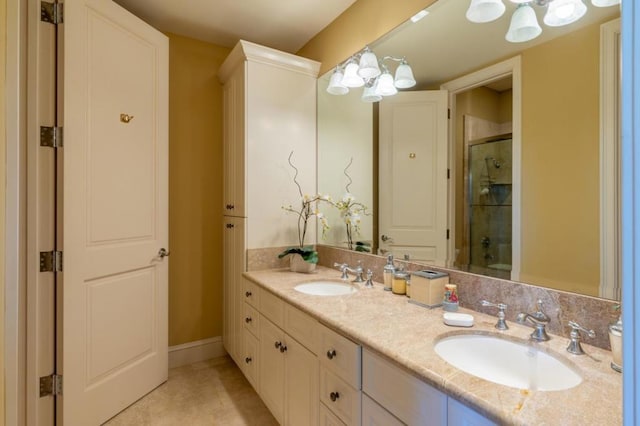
[317, 0, 621, 300]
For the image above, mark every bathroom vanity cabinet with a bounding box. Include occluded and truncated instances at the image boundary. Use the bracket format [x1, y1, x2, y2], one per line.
[239, 275, 497, 426]
[218, 40, 319, 366]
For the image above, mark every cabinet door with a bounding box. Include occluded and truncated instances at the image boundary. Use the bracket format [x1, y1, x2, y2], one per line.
[362, 394, 403, 426]
[242, 330, 259, 391]
[285, 337, 319, 426]
[448, 398, 496, 426]
[222, 217, 245, 364]
[259, 317, 285, 424]
[222, 63, 245, 216]
[363, 348, 446, 425]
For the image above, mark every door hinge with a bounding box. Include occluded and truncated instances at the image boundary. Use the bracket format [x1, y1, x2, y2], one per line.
[40, 250, 63, 272]
[40, 374, 63, 397]
[447, 108, 451, 119]
[40, 126, 63, 148]
[446, 229, 450, 240]
[41, 1, 63, 24]
[447, 168, 450, 179]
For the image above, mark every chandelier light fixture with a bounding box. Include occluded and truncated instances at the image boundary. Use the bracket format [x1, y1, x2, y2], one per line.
[466, 0, 620, 43]
[326, 47, 416, 102]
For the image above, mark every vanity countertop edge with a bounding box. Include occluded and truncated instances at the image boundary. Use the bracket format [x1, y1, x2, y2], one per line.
[243, 267, 622, 426]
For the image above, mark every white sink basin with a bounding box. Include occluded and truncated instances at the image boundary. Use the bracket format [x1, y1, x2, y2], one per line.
[434, 333, 582, 391]
[294, 281, 357, 296]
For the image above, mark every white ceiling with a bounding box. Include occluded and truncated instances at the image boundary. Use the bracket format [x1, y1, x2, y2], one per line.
[113, 0, 357, 53]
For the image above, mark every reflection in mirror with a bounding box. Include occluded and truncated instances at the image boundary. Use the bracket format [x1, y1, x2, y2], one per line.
[317, 0, 621, 300]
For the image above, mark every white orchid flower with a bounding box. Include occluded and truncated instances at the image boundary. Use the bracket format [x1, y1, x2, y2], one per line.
[342, 193, 355, 203]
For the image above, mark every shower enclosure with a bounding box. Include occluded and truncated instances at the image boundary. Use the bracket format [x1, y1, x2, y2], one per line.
[465, 136, 513, 279]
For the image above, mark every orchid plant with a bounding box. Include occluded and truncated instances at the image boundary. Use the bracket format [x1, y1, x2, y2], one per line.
[333, 158, 371, 252]
[278, 152, 330, 264]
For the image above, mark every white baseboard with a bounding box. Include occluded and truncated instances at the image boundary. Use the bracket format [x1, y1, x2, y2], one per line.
[168, 336, 227, 368]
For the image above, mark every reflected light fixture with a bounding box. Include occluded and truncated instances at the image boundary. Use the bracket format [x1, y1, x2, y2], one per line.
[326, 47, 417, 103]
[410, 9, 430, 23]
[466, 0, 620, 43]
[543, 0, 587, 26]
[506, 3, 542, 43]
[466, 0, 506, 23]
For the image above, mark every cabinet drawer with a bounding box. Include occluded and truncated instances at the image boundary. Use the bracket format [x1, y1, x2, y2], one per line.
[284, 304, 318, 354]
[363, 348, 447, 426]
[319, 402, 347, 426]
[243, 278, 260, 308]
[319, 325, 361, 388]
[243, 302, 260, 337]
[362, 393, 403, 426]
[320, 367, 361, 426]
[242, 330, 259, 391]
[260, 289, 284, 327]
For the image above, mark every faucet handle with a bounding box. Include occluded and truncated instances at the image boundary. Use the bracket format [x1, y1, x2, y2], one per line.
[364, 269, 374, 288]
[481, 300, 508, 330]
[567, 321, 596, 355]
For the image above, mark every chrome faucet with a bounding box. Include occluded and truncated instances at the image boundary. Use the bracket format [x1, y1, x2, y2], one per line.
[364, 269, 374, 288]
[516, 300, 551, 342]
[566, 321, 595, 355]
[333, 261, 365, 283]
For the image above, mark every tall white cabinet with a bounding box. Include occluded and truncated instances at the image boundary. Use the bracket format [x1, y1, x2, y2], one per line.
[217, 41, 320, 366]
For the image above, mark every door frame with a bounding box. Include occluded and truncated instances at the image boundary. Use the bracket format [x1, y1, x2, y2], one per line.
[600, 18, 621, 300]
[5, 0, 28, 424]
[440, 56, 522, 281]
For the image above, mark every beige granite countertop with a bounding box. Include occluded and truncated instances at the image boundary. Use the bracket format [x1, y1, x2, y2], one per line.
[244, 267, 622, 426]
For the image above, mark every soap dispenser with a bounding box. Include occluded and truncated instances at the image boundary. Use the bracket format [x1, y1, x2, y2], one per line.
[609, 314, 622, 372]
[383, 254, 395, 291]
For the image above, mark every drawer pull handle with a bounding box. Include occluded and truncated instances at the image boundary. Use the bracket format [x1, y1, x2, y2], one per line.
[274, 341, 282, 349]
[245, 357, 252, 364]
[245, 291, 252, 297]
[326, 349, 337, 360]
[245, 317, 252, 323]
[330, 391, 340, 402]
[279, 344, 288, 353]
[226, 204, 235, 210]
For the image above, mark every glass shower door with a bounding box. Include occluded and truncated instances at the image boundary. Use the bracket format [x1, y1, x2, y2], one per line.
[468, 137, 513, 279]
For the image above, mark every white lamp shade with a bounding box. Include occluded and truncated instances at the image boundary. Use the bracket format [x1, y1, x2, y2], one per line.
[509, 0, 530, 3]
[326, 69, 349, 95]
[505, 4, 542, 43]
[466, 0, 505, 23]
[544, 0, 587, 27]
[394, 63, 416, 89]
[591, 0, 620, 6]
[362, 82, 382, 103]
[342, 61, 365, 88]
[375, 73, 398, 97]
[358, 50, 381, 79]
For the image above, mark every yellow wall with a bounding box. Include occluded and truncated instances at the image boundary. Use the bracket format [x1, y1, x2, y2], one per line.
[298, 0, 436, 74]
[168, 33, 230, 345]
[519, 22, 602, 296]
[1, 0, 6, 417]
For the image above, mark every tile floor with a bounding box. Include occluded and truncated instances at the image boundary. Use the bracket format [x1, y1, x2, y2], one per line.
[104, 356, 278, 425]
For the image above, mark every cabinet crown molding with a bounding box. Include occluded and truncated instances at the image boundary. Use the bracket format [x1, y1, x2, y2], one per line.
[218, 40, 321, 83]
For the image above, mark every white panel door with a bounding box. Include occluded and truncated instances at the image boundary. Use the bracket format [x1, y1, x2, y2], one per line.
[379, 91, 448, 264]
[61, 1, 168, 424]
